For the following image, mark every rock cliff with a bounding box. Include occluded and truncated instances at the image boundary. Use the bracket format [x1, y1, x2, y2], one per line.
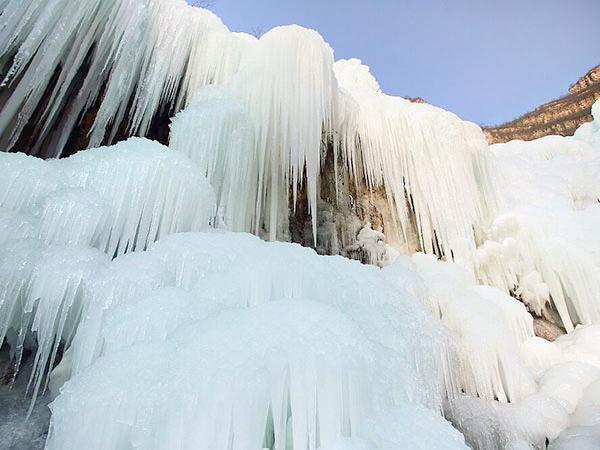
[484, 65, 600, 143]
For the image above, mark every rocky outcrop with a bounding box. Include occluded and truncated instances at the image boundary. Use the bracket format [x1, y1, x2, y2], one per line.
[405, 96, 427, 104]
[484, 65, 600, 144]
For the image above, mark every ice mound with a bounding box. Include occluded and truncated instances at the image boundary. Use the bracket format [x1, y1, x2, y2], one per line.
[0, 137, 216, 406]
[38, 231, 466, 449]
[60, 232, 447, 408]
[0, 138, 215, 255]
[49, 301, 375, 449]
[319, 405, 467, 450]
[34, 229, 598, 450]
[449, 324, 600, 449]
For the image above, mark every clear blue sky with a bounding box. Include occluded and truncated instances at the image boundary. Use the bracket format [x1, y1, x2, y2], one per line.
[192, 0, 600, 126]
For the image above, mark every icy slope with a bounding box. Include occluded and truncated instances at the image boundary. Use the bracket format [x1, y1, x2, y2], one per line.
[479, 101, 600, 331]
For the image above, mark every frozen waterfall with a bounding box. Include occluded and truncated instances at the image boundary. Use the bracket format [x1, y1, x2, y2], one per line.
[1, 0, 600, 449]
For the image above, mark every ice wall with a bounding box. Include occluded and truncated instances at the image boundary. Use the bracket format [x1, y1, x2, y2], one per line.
[480, 103, 600, 330]
[1, 0, 496, 266]
[168, 54, 496, 268]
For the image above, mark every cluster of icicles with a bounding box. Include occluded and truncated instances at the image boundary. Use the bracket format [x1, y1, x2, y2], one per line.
[1, 137, 598, 449]
[3, 0, 597, 331]
[1, 137, 599, 449]
[1, 0, 600, 448]
[0, 0, 494, 263]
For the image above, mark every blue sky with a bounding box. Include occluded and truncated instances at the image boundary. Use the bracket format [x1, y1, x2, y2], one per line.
[191, 0, 599, 126]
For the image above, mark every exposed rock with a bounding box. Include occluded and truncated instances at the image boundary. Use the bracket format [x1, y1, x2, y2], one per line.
[533, 318, 565, 342]
[484, 65, 600, 144]
[405, 96, 427, 104]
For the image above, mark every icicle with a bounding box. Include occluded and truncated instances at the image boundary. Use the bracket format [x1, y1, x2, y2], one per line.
[61, 138, 216, 256]
[24, 246, 109, 409]
[169, 87, 257, 233]
[66, 250, 174, 376]
[0, 137, 216, 256]
[413, 253, 536, 403]
[334, 59, 498, 271]
[171, 25, 338, 242]
[0, 238, 108, 407]
[0, 0, 245, 157]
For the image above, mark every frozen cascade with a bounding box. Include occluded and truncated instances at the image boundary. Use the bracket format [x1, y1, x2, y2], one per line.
[1, 0, 495, 258]
[171, 25, 338, 241]
[1, 0, 599, 332]
[0, 0, 250, 157]
[334, 59, 498, 269]
[0, 0, 600, 448]
[5, 0, 595, 332]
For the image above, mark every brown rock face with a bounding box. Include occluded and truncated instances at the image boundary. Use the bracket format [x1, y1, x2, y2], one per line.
[533, 318, 565, 342]
[483, 65, 600, 144]
[405, 96, 427, 104]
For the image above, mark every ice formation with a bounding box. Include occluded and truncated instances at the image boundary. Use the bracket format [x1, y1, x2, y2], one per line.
[334, 59, 498, 268]
[0, 0, 247, 156]
[37, 232, 467, 449]
[479, 105, 600, 330]
[0, 137, 215, 407]
[0, 138, 215, 256]
[1, 0, 600, 448]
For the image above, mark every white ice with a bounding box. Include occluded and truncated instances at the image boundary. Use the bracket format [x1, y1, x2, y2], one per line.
[1, 0, 600, 449]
